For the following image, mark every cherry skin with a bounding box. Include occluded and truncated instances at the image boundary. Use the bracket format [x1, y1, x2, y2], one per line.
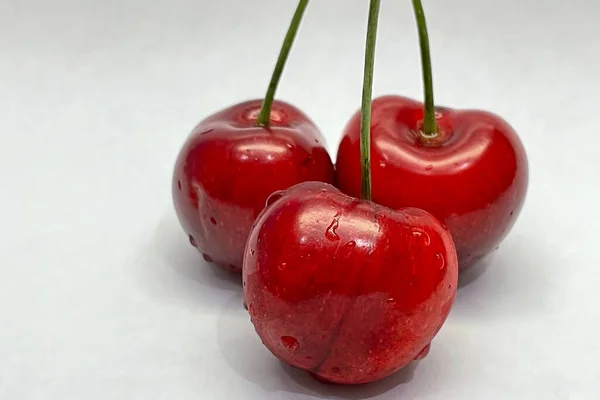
[172, 99, 335, 272]
[243, 182, 458, 385]
[336, 95, 529, 270]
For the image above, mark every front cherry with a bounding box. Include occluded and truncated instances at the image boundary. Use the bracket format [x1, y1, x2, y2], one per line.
[243, 1, 457, 384]
[172, 0, 334, 272]
[336, 0, 528, 270]
[243, 182, 458, 384]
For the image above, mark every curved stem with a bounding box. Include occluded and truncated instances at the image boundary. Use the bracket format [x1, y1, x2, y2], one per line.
[411, 0, 438, 135]
[256, 0, 310, 127]
[360, 0, 381, 201]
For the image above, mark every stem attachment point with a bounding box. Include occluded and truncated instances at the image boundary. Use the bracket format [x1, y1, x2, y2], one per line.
[256, 0, 310, 127]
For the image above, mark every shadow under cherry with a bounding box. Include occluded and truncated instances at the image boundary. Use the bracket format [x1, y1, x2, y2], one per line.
[135, 213, 241, 311]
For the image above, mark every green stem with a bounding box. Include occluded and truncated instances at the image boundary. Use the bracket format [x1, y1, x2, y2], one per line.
[256, 0, 310, 127]
[411, 0, 438, 136]
[360, 0, 381, 201]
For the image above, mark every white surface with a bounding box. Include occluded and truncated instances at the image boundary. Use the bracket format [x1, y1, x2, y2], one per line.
[1, 0, 599, 398]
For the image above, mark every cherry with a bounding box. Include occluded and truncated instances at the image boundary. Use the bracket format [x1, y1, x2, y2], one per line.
[243, 1, 458, 385]
[243, 182, 458, 384]
[336, 0, 529, 270]
[336, 97, 528, 270]
[172, 0, 334, 272]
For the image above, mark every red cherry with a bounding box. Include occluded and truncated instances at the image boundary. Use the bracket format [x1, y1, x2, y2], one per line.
[172, 99, 334, 272]
[336, 95, 529, 270]
[243, 182, 458, 385]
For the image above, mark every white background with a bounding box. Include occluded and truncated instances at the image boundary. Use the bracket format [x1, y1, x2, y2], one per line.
[1, 0, 599, 398]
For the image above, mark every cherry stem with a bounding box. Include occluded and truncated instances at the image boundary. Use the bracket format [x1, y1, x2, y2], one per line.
[411, 0, 438, 136]
[360, 0, 381, 201]
[256, 0, 310, 127]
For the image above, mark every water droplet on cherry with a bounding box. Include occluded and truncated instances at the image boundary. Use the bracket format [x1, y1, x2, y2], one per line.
[414, 344, 431, 360]
[412, 229, 431, 246]
[202, 253, 213, 263]
[248, 304, 255, 316]
[210, 217, 217, 225]
[386, 297, 395, 304]
[266, 190, 285, 207]
[436, 253, 445, 270]
[301, 155, 312, 166]
[379, 161, 386, 168]
[280, 336, 300, 351]
[278, 262, 287, 271]
[242, 300, 248, 310]
[325, 212, 342, 241]
[177, 180, 182, 191]
[425, 165, 434, 171]
[188, 235, 197, 247]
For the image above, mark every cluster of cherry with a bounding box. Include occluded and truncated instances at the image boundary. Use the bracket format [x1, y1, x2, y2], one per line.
[171, 0, 528, 386]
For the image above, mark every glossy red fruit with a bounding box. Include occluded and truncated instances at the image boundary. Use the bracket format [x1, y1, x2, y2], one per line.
[243, 182, 458, 385]
[173, 99, 335, 272]
[336, 95, 529, 270]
